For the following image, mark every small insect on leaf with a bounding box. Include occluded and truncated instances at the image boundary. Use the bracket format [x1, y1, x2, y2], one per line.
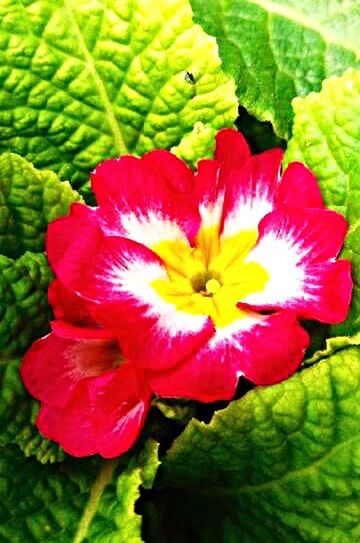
[185, 71, 195, 84]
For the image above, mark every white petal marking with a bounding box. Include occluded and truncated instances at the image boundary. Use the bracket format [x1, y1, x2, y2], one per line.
[223, 196, 273, 238]
[121, 211, 187, 247]
[102, 256, 208, 336]
[242, 231, 312, 305]
[199, 193, 224, 229]
[209, 313, 263, 348]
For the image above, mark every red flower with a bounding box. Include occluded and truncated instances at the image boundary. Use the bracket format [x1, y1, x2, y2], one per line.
[21, 280, 152, 457]
[21, 129, 352, 457]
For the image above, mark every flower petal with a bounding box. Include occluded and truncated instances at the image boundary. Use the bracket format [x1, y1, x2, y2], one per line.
[48, 279, 95, 327]
[147, 311, 309, 401]
[56, 380, 98, 456]
[221, 147, 284, 236]
[190, 128, 251, 234]
[46, 203, 97, 269]
[58, 364, 151, 458]
[277, 162, 324, 208]
[50, 219, 214, 370]
[50, 320, 113, 340]
[36, 405, 61, 443]
[50, 213, 164, 304]
[243, 206, 352, 322]
[92, 299, 214, 371]
[215, 128, 251, 173]
[91, 153, 200, 245]
[21, 333, 122, 408]
[48, 280, 110, 339]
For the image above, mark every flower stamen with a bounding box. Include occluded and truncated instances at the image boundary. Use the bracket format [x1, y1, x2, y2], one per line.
[205, 278, 221, 296]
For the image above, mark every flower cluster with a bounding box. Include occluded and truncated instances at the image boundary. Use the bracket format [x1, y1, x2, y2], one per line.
[21, 129, 352, 457]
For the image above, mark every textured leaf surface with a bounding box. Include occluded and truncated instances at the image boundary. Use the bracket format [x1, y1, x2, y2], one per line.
[0, 358, 63, 463]
[0, 440, 159, 543]
[286, 69, 360, 223]
[0, 0, 237, 196]
[285, 69, 360, 335]
[151, 346, 360, 543]
[0, 153, 81, 259]
[190, 0, 360, 138]
[0, 252, 53, 357]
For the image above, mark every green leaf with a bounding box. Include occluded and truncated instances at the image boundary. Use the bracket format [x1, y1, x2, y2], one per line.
[304, 332, 360, 367]
[190, 0, 360, 138]
[0, 153, 82, 259]
[285, 70, 360, 335]
[286, 68, 360, 224]
[0, 252, 53, 357]
[152, 397, 196, 424]
[149, 345, 360, 543]
[0, 0, 237, 197]
[0, 440, 160, 543]
[171, 122, 219, 168]
[0, 358, 64, 463]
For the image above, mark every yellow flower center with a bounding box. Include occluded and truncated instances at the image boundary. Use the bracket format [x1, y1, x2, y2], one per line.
[205, 278, 221, 295]
[151, 225, 268, 328]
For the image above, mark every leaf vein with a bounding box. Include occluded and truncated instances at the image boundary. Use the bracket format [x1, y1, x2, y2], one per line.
[63, 0, 127, 156]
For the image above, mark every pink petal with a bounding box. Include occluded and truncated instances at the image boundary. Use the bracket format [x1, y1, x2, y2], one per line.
[233, 311, 309, 385]
[278, 162, 324, 208]
[51, 213, 164, 304]
[221, 148, 284, 236]
[91, 153, 200, 245]
[21, 333, 122, 408]
[148, 311, 309, 400]
[48, 279, 95, 327]
[215, 128, 251, 173]
[48, 280, 108, 338]
[50, 320, 113, 340]
[243, 206, 352, 323]
[56, 379, 98, 456]
[46, 203, 98, 269]
[50, 218, 214, 370]
[58, 365, 152, 458]
[191, 128, 251, 221]
[92, 300, 214, 371]
[36, 404, 61, 443]
[90, 364, 151, 458]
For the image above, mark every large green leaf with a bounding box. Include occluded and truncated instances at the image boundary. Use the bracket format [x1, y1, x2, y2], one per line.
[286, 68, 360, 224]
[190, 0, 360, 138]
[0, 0, 237, 197]
[285, 69, 360, 335]
[0, 153, 81, 259]
[0, 252, 53, 357]
[150, 345, 360, 543]
[0, 440, 159, 542]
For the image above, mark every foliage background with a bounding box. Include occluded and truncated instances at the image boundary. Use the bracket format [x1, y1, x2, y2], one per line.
[0, 0, 359, 541]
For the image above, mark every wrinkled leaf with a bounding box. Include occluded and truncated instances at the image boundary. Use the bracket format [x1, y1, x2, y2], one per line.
[0, 0, 237, 197]
[286, 68, 360, 224]
[0, 252, 52, 357]
[190, 0, 360, 138]
[0, 440, 159, 543]
[0, 153, 81, 259]
[150, 345, 360, 543]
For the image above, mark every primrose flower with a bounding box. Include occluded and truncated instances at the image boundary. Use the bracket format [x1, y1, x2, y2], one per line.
[21, 129, 352, 439]
[21, 280, 152, 457]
